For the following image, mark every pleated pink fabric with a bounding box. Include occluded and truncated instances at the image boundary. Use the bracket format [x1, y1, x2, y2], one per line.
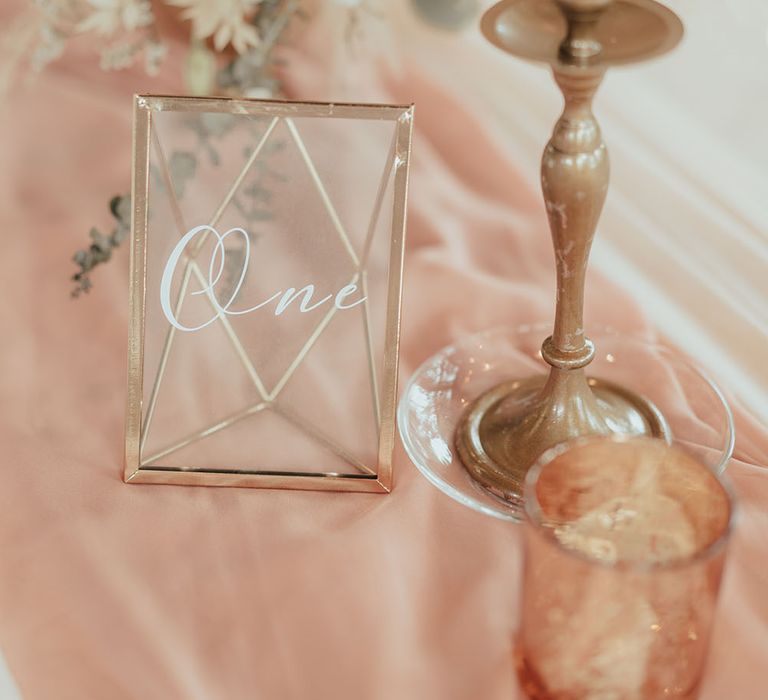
[0, 4, 766, 699]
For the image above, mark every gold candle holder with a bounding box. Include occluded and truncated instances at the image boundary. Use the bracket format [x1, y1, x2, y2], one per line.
[455, 0, 684, 503]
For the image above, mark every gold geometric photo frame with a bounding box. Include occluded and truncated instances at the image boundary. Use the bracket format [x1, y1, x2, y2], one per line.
[125, 95, 414, 492]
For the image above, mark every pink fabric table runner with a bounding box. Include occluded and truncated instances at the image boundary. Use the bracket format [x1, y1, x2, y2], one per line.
[1, 6, 766, 698]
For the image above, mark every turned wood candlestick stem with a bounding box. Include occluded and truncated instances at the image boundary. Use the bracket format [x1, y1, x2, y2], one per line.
[542, 67, 605, 366]
[545, 0, 608, 363]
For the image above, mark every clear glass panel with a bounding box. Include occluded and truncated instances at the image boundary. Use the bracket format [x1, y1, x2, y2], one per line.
[134, 99, 409, 481]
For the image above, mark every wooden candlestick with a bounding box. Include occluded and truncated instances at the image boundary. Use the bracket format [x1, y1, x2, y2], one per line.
[455, 0, 683, 503]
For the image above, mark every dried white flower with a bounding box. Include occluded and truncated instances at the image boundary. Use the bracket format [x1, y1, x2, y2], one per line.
[77, 0, 154, 36]
[34, 0, 91, 30]
[144, 38, 168, 75]
[31, 23, 67, 70]
[168, 0, 262, 54]
[32, 0, 89, 70]
[99, 41, 137, 70]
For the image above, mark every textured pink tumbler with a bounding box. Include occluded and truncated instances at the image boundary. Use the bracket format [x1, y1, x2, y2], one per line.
[517, 436, 734, 700]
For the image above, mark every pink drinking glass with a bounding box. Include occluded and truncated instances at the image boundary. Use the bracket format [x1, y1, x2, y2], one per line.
[517, 436, 734, 700]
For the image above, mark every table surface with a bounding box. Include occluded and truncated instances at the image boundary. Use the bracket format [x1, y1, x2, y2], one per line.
[0, 2, 767, 698]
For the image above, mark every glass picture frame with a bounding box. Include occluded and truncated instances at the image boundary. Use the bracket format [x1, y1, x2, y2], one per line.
[124, 94, 414, 492]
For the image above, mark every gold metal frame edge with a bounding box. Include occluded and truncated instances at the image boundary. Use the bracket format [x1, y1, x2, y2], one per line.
[123, 95, 414, 492]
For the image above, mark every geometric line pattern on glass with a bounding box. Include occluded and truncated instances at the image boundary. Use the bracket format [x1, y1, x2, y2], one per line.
[136, 103, 399, 478]
[125, 95, 413, 492]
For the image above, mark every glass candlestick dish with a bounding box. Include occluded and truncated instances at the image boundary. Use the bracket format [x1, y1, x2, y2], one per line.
[398, 325, 734, 522]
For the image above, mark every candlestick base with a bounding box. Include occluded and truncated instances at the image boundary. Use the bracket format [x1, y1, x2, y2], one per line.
[397, 325, 733, 522]
[455, 372, 670, 504]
